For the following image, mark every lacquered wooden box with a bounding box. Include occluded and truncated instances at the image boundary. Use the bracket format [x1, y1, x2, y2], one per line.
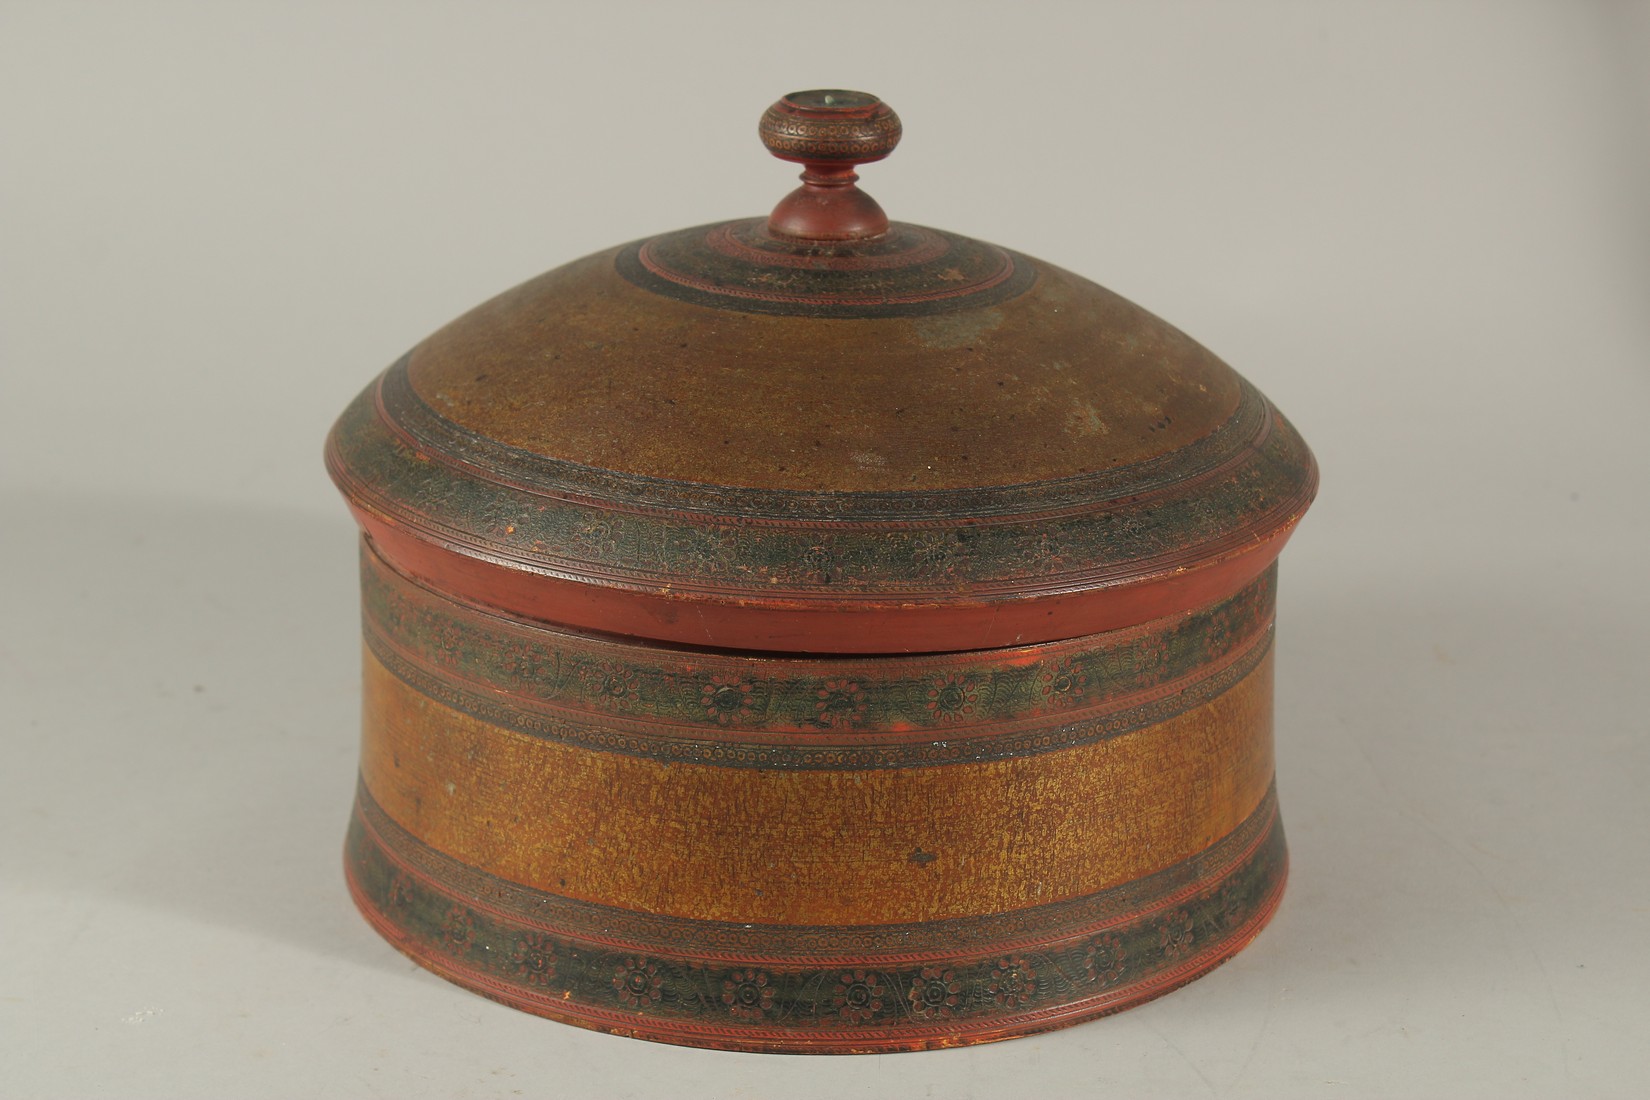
[325, 90, 1317, 1053]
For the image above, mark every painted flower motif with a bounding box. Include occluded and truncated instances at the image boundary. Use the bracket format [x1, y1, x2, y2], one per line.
[580, 660, 639, 703]
[832, 969, 886, 1024]
[1160, 910, 1195, 961]
[701, 675, 755, 726]
[802, 544, 837, 584]
[1084, 934, 1125, 987]
[925, 673, 978, 724]
[814, 679, 867, 728]
[474, 498, 523, 540]
[1036, 655, 1088, 710]
[1134, 631, 1174, 677]
[613, 957, 664, 1008]
[386, 871, 414, 911]
[988, 957, 1036, 1008]
[907, 966, 963, 1021]
[1217, 883, 1248, 932]
[501, 935, 552, 987]
[571, 518, 619, 558]
[1204, 617, 1239, 656]
[721, 969, 775, 1020]
[1111, 512, 1152, 543]
[429, 618, 467, 669]
[1026, 530, 1068, 571]
[440, 906, 476, 956]
[671, 529, 733, 577]
[501, 642, 550, 681]
[911, 533, 959, 579]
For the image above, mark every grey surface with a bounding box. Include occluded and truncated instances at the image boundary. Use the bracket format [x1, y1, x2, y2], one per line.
[4, 2, 1648, 1097]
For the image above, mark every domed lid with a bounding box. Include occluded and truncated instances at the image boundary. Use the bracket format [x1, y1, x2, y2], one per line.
[327, 90, 1316, 654]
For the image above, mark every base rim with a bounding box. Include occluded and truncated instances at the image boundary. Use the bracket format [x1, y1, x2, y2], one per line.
[342, 784, 1287, 1054]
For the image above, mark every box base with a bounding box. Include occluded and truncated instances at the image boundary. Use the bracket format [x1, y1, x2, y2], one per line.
[343, 782, 1286, 1054]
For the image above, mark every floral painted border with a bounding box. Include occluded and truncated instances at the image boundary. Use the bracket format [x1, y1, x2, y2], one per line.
[325, 360, 1314, 601]
[345, 781, 1284, 1052]
[361, 543, 1276, 769]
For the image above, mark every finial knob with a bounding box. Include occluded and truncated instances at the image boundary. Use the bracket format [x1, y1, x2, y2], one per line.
[759, 90, 902, 242]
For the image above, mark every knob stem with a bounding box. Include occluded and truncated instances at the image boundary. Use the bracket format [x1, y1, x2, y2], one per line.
[758, 90, 902, 242]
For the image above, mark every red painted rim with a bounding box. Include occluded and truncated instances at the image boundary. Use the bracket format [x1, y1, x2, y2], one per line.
[351, 506, 1301, 654]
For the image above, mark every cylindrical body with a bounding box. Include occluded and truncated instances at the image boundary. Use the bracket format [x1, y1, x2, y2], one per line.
[345, 538, 1285, 1051]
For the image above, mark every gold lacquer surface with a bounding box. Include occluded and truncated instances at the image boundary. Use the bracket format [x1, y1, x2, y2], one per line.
[359, 645, 1274, 926]
[406, 249, 1243, 493]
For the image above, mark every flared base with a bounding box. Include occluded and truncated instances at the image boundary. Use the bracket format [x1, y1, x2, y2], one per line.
[343, 781, 1287, 1054]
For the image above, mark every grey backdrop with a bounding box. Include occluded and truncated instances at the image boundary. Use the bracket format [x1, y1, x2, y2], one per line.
[4, 2, 1648, 1097]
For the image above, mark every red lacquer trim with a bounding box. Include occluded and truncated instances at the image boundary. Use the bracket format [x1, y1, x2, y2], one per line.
[363, 613, 1270, 749]
[350, 503, 1299, 653]
[344, 831, 1286, 1055]
[701, 219, 951, 270]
